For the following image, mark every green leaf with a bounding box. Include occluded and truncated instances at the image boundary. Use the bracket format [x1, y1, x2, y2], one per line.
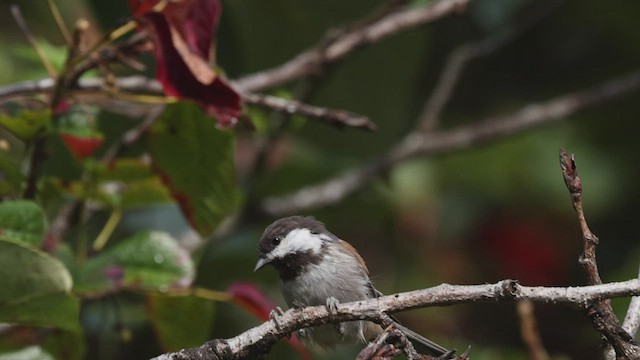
[0, 153, 24, 196]
[0, 201, 46, 247]
[64, 159, 173, 208]
[0, 108, 50, 140]
[76, 231, 194, 294]
[120, 177, 173, 208]
[149, 101, 239, 236]
[94, 159, 172, 208]
[147, 294, 215, 351]
[0, 240, 79, 331]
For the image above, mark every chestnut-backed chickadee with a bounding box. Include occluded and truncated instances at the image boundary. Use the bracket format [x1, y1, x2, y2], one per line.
[254, 216, 450, 357]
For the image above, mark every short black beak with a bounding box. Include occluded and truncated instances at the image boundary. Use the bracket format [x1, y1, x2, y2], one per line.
[254, 257, 269, 272]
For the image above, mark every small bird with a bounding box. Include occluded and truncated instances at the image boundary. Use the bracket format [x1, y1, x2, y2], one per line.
[254, 215, 451, 357]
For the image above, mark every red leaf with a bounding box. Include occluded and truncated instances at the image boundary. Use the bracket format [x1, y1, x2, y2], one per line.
[227, 282, 276, 321]
[59, 133, 104, 160]
[227, 282, 312, 360]
[131, 0, 241, 126]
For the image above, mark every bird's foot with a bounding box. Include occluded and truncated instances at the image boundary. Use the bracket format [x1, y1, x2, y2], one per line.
[326, 296, 340, 315]
[326, 297, 346, 334]
[269, 306, 285, 330]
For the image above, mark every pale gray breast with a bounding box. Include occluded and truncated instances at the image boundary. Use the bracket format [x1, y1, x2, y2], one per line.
[280, 244, 373, 308]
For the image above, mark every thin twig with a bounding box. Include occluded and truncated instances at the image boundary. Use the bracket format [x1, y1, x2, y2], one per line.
[242, 93, 376, 131]
[233, 0, 470, 93]
[516, 300, 549, 360]
[10, 4, 58, 77]
[258, 69, 640, 217]
[559, 149, 640, 358]
[151, 279, 640, 360]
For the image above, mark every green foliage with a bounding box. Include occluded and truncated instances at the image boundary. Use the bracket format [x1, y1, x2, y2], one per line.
[0, 200, 47, 246]
[75, 231, 194, 294]
[0, 153, 23, 196]
[0, 108, 50, 140]
[147, 294, 215, 351]
[0, 239, 79, 331]
[149, 101, 240, 236]
[75, 159, 173, 208]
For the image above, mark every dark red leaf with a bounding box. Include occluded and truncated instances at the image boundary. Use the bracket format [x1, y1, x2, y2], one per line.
[131, 0, 241, 126]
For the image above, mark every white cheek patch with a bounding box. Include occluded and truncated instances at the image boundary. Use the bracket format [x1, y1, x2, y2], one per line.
[271, 228, 323, 259]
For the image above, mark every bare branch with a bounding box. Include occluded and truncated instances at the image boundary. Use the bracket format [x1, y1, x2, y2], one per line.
[232, 0, 470, 93]
[559, 149, 640, 358]
[151, 279, 640, 360]
[242, 92, 376, 131]
[259, 69, 640, 217]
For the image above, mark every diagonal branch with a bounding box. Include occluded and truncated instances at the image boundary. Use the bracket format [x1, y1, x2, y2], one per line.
[259, 69, 640, 217]
[151, 279, 640, 360]
[232, 0, 470, 93]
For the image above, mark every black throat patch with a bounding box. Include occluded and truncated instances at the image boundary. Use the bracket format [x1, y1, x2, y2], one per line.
[271, 248, 324, 281]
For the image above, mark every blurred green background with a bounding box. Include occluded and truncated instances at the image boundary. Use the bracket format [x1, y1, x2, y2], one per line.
[1, 0, 640, 359]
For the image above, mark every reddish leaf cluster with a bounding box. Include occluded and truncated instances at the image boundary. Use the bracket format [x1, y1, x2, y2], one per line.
[130, 0, 242, 126]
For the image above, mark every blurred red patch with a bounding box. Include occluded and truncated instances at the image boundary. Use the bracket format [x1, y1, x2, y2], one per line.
[227, 282, 312, 360]
[60, 133, 103, 160]
[478, 214, 572, 286]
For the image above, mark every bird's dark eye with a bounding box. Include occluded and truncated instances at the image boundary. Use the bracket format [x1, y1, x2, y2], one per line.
[310, 230, 318, 235]
[272, 236, 282, 246]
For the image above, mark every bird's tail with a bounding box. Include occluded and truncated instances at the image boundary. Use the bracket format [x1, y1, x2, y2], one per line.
[393, 322, 452, 358]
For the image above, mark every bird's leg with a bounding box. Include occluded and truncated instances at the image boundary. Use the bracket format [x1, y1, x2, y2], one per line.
[269, 306, 285, 330]
[326, 297, 346, 334]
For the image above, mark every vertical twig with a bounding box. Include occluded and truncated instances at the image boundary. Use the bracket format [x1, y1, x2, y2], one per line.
[46, 0, 72, 45]
[559, 148, 640, 358]
[516, 300, 549, 360]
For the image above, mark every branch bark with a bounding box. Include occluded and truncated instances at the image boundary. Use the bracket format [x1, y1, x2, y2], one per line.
[151, 279, 640, 360]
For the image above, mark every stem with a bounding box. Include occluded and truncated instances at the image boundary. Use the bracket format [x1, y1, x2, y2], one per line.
[92, 208, 122, 251]
[46, 0, 72, 45]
